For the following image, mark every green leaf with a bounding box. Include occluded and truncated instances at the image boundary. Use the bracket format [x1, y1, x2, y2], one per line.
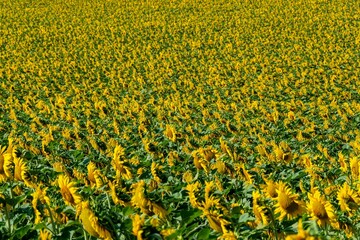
[7, 195, 27, 207]
[13, 224, 32, 239]
[238, 213, 255, 224]
[196, 227, 210, 240]
[123, 206, 134, 216]
[180, 209, 202, 225]
[148, 233, 163, 240]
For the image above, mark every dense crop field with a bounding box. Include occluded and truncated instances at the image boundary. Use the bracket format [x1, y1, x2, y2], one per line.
[1, 0, 360, 239]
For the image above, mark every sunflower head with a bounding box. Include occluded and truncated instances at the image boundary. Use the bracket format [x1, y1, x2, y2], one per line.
[307, 190, 336, 227]
[58, 175, 82, 206]
[337, 182, 359, 214]
[261, 178, 278, 199]
[275, 182, 304, 221]
[252, 191, 269, 226]
[285, 219, 315, 240]
[77, 201, 113, 240]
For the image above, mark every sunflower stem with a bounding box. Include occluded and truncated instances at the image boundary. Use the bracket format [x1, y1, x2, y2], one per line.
[267, 207, 278, 240]
[45, 202, 58, 236]
[84, 229, 89, 240]
[106, 192, 111, 209]
[4, 204, 12, 235]
[6, 182, 14, 235]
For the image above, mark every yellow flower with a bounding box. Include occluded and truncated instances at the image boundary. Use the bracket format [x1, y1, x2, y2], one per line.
[32, 185, 51, 224]
[203, 209, 229, 233]
[192, 149, 209, 173]
[182, 170, 193, 183]
[39, 229, 52, 240]
[112, 146, 132, 180]
[53, 162, 66, 173]
[3, 152, 16, 179]
[108, 181, 127, 206]
[13, 157, 33, 187]
[131, 180, 149, 214]
[212, 159, 228, 174]
[337, 182, 359, 213]
[151, 162, 162, 183]
[0, 145, 8, 182]
[58, 175, 82, 206]
[350, 156, 359, 179]
[149, 202, 167, 219]
[87, 162, 106, 188]
[338, 152, 347, 173]
[285, 219, 315, 240]
[131, 214, 145, 240]
[164, 124, 177, 142]
[238, 164, 253, 184]
[77, 201, 112, 240]
[262, 178, 278, 199]
[275, 182, 304, 220]
[307, 190, 336, 227]
[252, 191, 268, 226]
[185, 182, 201, 208]
[160, 228, 176, 237]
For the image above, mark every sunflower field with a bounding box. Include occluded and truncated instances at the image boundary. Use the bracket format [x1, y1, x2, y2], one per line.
[1, 0, 360, 239]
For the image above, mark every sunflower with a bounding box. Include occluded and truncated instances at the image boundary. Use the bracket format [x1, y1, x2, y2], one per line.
[202, 209, 229, 234]
[151, 162, 162, 183]
[112, 159, 132, 181]
[58, 175, 82, 206]
[2, 150, 15, 180]
[275, 182, 305, 220]
[87, 162, 106, 188]
[307, 190, 336, 227]
[350, 157, 359, 179]
[285, 219, 315, 240]
[77, 201, 112, 240]
[39, 229, 52, 240]
[160, 228, 176, 238]
[337, 182, 359, 214]
[149, 202, 167, 220]
[218, 231, 237, 240]
[131, 214, 145, 240]
[108, 181, 127, 206]
[0, 145, 8, 182]
[164, 124, 177, 142]
[252, 191, 269, 226]
[31, 185, 51, 224]
[131, 180, 149, 214]
[111, 145, 132, 180]
[261, 178, 278, 199]
[184, 181, 201, 208]
[13, 157, 33, 187]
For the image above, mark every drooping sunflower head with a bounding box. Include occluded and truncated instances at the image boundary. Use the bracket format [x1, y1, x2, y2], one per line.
[39, 229, 52, 240]
[164, 124, 177, 142]
[77, 201, 112, 240]
[58, 174, 82, 206]
[285, 219, 315, 240]
[252, 190, 269, 226]
[275, 182, 304, 221]
[261, 178, 278, 199]
[13, 157, 33, 187]
[337, 182, 360, 214]
[350, 157, 359, 179]
[131, 214, 145, 239]
[307, 190, 336, 227]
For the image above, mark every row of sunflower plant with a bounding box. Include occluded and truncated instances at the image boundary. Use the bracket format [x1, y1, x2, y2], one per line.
[1, 0, 360, 239]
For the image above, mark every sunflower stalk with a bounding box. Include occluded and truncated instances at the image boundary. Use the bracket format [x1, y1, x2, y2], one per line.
[267, 206, 278, 240]
[83, 229, 89, 240]
[45, 202, 58, 236]
[4, 203, 12, 236]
